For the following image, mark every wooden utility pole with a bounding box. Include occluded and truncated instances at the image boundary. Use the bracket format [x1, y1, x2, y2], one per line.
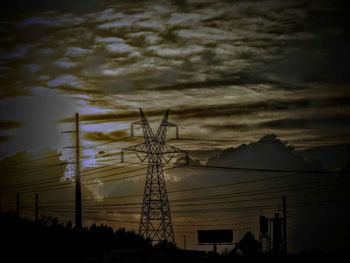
[75, 113, 82, 229]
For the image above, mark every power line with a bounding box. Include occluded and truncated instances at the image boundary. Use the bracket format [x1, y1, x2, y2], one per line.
[183, 164, 342, 174]
[174, 137, 244, 143]
[82, 166, 147, 182]
[82, 162, 139, 177]
[81, 136, 132, 150]
[39, 209, 258, 228]
[0, 151, 66, 168]
[2, 163, 347, 200]
[38, 186, 347, 212]
[1, 160, 135, 189]
[1, 164, 148, 192]
[21, 170, 346, 204]
[173, 137, 346, 146]
[2, 173, 346, 206]
[2, 166, 169, 194]
[13, 198, 348, 231]
[0, 137, 132, 175]
[32, 205, 280, 215]
[0, 162, 69, 178]
[36, 208, 261, 225]
[32, 185, 348, 218]
[1, 156, 136, 186]
[165, 176, 349, 202]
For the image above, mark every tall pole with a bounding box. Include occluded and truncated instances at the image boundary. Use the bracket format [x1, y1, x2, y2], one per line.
[269, 219, 272, 251]
[75, 113, 82, 229]
[283, 196, 287, 255]
[35, 193, 39, 221]
[16, 193, 19, 217]
[213, 241, 217, 255]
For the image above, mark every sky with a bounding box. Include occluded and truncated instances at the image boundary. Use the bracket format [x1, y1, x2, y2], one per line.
[0, 0, 349, 253]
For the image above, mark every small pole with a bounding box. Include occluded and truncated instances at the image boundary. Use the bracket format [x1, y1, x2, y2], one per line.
[269, 218, 272, 251]
[35, 193, 39, 221]
[183, 235, 186, 250]
[16, 193, 19, 217]
[213, 241, 217, 255]
[283, 196, 287, 255]
[75, 113, 82, 229]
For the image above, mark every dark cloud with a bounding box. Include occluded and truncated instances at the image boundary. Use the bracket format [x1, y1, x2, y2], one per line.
[1, 0, 348, 154]
[206, 134, 319, 170]
[60, 110, 140, 123]
[204, 114, 350, 132]
[60, 95, 350, 123]
[84, 129, 129, 141]
[0, 83, 31, 99]
[0, 119, 22, 130]
[1, 0, 349, 101]
[0, 0, 115, 19]
[146, 75, 265, 91]
[259, 115, 350, 130]
[249, 0, 350, 84]
[57, 86, 106, 95]
[0, 135, 11, 143]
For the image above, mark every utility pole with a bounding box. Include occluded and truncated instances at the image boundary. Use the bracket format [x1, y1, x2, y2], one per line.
[35, 193, 39, 221]
[0, 192, 2, 213]
[273, 213, 282, 253]
[269, 218, 272, 251]
[16, 193, 19, 217]
[183, 235, 187, 250]
[75, 113, 82, 229]
[283, 196, 287, 256]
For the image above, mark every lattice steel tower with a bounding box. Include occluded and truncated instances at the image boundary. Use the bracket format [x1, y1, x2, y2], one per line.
[122, 109, 187, 243]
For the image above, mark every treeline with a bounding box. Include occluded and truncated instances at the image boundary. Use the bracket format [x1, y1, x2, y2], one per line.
[0, 211, 164, 262]
[0, 212, 348, 263]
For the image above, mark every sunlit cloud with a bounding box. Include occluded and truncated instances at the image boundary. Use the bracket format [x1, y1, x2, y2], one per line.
[54, 57, 78, 69]
[94, 36, 125, 44]
[65, 47, 91, 57]
[105, 43, 136, 54]
[47, 75, 83, 88]
[98, 20, 133, 30]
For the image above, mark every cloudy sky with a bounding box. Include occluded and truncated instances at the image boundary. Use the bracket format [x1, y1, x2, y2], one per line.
[0, 0, 349, 252]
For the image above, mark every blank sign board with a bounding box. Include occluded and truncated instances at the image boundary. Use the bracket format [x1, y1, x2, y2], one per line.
[198, 229, 233, 244]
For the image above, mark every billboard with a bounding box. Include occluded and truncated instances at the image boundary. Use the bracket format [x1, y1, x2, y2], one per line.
[198, 229, 233, 244]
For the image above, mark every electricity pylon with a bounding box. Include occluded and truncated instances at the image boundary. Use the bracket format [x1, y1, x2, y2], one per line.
[121, 109, 187, 243]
